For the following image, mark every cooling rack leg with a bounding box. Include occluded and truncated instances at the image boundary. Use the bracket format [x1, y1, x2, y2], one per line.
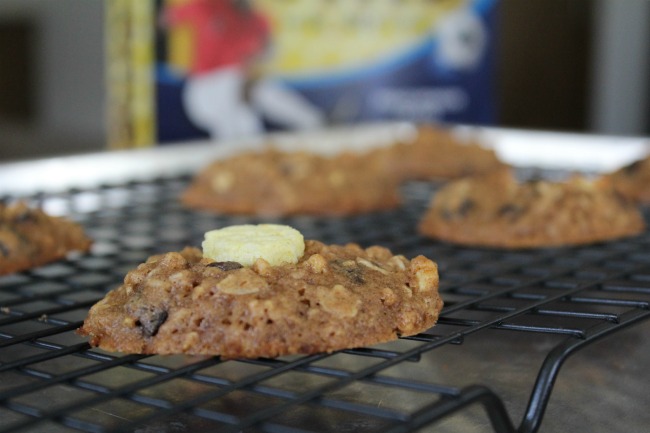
[517, 309, 650, 433]
[404, 385, 516, 433]
[465, 385, 517, 433]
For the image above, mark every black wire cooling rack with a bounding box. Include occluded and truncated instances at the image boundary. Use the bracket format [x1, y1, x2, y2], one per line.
[1, 174, 650, 433]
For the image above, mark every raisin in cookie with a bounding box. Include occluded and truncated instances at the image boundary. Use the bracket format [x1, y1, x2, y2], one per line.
[600, 154, 650, 204]
[0, 201, 92, 275]
[181, 148, 400, 216]
[369, 124, 507, 181]
[418, 170, 645, 249]
[78, 238, 442, 358]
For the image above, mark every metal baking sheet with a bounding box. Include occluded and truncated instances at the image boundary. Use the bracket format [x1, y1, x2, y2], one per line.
[1, 123, 648, 195]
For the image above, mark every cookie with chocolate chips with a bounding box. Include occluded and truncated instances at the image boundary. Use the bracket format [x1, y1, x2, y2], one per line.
[181, 148, 401, 216]
[418, 170, 645, 248]
[78, 240, 442, 359]
[368, 124, 508, 181]
[600, 154, 650, 204]
[0, 201, 92, 275]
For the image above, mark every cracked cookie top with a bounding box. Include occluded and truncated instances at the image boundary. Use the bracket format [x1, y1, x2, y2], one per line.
[181, 148, 401, 216]
[418, 170, 645, 249]
[78, 240, 442, 359]
[0, 201, 92, 275]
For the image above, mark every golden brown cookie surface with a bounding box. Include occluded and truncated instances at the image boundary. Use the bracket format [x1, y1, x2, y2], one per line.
[418, 170, 645, 249]
[78, 241, 442, 359]
[601, 155, 650, 204]
[369, 124, 507, 181]
[181, 148, 401, 216]
[0, 202, 92, 275]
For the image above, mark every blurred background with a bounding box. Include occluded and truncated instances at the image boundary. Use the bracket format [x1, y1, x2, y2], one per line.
[0, 0, 648, 161]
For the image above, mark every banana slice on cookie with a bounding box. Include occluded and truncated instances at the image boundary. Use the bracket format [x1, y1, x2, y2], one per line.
[202, 224, 305, 267]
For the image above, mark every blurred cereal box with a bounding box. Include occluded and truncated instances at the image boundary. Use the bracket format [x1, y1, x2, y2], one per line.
[106, 0, 497, 148]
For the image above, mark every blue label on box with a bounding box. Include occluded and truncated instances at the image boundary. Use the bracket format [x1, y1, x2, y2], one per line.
[156, 0, 497, 143]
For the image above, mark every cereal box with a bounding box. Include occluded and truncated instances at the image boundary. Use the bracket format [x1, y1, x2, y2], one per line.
[107, 0, 497, 148]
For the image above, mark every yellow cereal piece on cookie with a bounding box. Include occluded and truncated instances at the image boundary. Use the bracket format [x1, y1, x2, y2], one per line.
[202, 224, 305, 267]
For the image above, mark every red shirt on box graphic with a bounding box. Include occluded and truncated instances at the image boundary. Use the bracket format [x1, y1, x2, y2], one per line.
[162, 0, 324, 140]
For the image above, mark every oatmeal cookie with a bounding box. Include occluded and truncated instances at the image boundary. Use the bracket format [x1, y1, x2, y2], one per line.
[418, 170, 645, 249]
[0, 201, 92, 275]
[600, 154, 650, 204]
[369, 124, 507, 181]
[78, 239, 442, 358]
[181, 148, 400, 216]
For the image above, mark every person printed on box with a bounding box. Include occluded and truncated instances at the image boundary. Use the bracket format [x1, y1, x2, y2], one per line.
[163, 0, 324, 140]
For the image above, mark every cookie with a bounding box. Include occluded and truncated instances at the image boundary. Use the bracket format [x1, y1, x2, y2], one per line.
[418, 170, 645, 249]
[78, 227, 442, 359]
[600, 155, 650, 204]
[369, 124, 507, 181]
[181, 148, 401, 216]
[0, 201, 92, 275]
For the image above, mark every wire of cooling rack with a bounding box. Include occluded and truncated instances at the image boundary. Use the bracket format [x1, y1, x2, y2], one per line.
[1, 176, 649, 433]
